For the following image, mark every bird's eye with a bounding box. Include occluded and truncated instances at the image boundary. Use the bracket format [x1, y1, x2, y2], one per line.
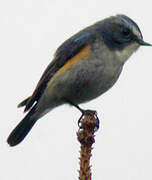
[122, 28, 131, 37]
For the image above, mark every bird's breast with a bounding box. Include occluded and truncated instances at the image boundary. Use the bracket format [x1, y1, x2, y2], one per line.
[44, 44, 124, 105]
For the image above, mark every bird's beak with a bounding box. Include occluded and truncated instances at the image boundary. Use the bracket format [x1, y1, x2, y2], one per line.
[137, 39, 152, 46]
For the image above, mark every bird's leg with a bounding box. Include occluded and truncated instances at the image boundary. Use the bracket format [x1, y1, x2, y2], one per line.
[64, 98, 98, 127]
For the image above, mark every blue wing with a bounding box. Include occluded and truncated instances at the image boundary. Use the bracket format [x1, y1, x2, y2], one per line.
[23, 29, 96, 112]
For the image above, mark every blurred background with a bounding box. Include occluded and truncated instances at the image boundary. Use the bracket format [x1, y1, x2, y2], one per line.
[0, 0, 152, 179]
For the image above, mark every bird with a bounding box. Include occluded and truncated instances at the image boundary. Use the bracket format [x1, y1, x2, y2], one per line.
[7, 14, 151, 146]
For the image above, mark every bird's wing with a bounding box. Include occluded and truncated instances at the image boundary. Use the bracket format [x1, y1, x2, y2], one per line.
[24, 30, 96, 112]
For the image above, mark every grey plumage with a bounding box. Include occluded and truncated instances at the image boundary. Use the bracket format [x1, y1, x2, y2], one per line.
[7, 14, 151, 146]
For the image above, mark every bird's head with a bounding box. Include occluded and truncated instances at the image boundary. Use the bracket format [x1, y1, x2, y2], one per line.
[98, 14, 151, 63]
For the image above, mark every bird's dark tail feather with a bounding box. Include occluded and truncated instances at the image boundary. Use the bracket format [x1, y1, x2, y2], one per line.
[7, 105, 38, 147]
[17, 96, 31, 108]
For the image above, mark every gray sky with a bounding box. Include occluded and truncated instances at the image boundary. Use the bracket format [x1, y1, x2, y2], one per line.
[0, 0, 152, 179]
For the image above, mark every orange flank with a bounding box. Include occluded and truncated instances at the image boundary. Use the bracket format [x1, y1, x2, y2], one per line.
[60, 45, 90, 72]
[49, 45, 91, 84]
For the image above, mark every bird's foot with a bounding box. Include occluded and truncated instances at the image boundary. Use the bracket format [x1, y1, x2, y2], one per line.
[78, 109, 99, 130]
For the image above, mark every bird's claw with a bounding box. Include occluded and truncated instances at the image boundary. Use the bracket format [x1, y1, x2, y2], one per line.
[78, 109, 99, 129]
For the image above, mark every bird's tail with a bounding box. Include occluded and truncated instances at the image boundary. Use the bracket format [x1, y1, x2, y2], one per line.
[7, 105, 38, 146]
